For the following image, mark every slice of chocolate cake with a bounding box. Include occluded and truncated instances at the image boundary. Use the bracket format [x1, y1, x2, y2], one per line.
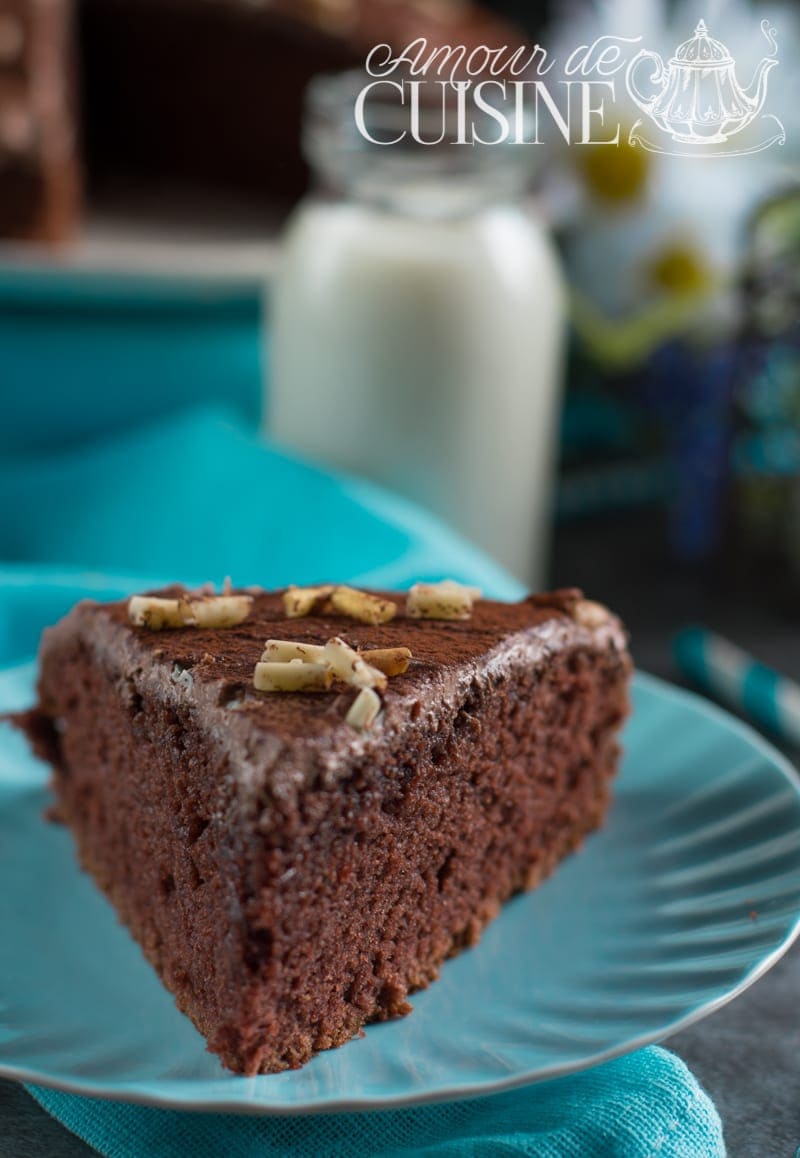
[21, 582, 631, 1075]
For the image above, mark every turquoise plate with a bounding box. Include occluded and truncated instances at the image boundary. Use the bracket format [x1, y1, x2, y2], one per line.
[2, 658, 800, 1114]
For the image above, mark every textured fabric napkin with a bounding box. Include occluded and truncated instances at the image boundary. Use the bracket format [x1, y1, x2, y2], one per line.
[26, 1048, 723, 1158]
[1, 406, 725, 1157]
[0, 405, 518, 613]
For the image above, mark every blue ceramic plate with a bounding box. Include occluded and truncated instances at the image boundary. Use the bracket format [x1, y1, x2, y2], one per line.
[1, 660, 800, 1114]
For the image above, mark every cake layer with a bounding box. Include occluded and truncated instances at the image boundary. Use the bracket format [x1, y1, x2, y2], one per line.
[24, 586, 631, 1073]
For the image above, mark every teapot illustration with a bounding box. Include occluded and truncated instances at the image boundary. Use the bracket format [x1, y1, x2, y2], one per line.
[626, 18, 778, 144]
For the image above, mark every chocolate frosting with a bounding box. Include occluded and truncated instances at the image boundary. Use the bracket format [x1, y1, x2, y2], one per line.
[37, 586, 628, 811]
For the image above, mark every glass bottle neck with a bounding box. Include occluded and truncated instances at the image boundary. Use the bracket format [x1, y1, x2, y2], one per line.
[303, 71, 536, 220]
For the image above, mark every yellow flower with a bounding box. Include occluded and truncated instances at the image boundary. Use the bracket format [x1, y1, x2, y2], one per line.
[578, 132, 650, 203]
[647, 243, 713, 297]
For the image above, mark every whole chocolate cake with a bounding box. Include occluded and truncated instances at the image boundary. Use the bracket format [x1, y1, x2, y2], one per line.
[20, 582, 631, 1074]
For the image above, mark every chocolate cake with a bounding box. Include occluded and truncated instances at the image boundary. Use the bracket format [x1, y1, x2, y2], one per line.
[20, 582, 631, 1074]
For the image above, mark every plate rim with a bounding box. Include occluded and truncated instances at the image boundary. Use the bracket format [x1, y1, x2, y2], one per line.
[3, 668, 800, 1115]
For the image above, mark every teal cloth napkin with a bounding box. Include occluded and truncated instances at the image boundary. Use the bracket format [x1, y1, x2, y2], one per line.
[27, 1048, 723, 1158]
[0, 405, 725, 1156]
[0, 405, 518, 616]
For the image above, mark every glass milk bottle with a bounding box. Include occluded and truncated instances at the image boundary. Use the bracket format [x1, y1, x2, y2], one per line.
[269, 74, 566, 585]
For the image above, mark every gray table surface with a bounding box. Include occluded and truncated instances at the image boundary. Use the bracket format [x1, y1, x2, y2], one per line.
[2, 514, 799, 1156]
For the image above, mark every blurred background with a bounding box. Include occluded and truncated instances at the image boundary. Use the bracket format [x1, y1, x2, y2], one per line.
[1, 0, 799, 725]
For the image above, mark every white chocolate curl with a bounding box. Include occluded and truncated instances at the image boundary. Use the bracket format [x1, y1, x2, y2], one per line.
[253, 661, 332, 693]
[129, 594, 252, 630]
[573, 600, 611, 629]
[282, 585, 334, 618]
[360, 647, 412, 677]
[324, 637, 388, 691]
[345, 687, 381, 731]
[261, 639, 328, 664]
[329, 586, 397, 625]
[406, 580, 481, 621]
[281, 583, 397, 625]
